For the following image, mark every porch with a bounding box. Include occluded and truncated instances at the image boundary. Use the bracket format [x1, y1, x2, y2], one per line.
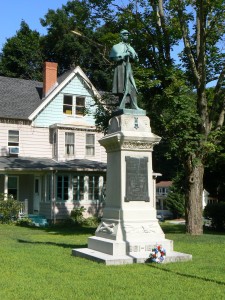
[0, 156, 106, 220]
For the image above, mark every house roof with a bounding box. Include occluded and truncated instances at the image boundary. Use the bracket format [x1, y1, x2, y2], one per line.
[0, 66, 101, 121]
[0, 76, 43, 120]
[0, 157, 106, 172]
[156, 181, 172, 187]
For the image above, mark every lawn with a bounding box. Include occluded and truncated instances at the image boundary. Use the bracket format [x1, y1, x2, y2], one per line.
[0, 223, 224, 300]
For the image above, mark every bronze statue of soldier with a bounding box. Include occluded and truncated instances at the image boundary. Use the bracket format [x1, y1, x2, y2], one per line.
[109, 30, 140, 110]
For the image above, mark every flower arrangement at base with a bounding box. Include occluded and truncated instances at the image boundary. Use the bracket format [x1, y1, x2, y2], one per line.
[149, 245, 166, 263]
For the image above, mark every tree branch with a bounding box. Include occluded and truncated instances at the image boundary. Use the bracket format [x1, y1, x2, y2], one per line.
[209, 65, 225, 128]
[216, 106, 225, 129]
[177, 2, 200, 85]
[158, 0, 171, 61]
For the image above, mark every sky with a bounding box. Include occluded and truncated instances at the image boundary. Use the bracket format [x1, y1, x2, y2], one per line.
[0, 0, 69, 51]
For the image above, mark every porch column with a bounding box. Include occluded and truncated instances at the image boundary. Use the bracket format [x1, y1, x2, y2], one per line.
[4, 175, 8, 200]
[51, 171, 57, 224]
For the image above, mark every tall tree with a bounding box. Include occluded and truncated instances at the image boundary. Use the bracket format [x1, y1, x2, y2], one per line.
[40, 0, 112, 90]
[88, 0, 225, 235]
[0, 20, 43, 81]
[169, 0, 225, 234]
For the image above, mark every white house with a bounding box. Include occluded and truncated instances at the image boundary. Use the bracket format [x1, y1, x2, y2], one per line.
[0, 62, 107, 220]
[156, 181, 215, 219]
[156, 181, 173, 219]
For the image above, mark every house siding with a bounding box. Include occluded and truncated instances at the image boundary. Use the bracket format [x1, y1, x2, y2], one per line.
[0, 122, 107, 162]
[0, 123, 52, 158]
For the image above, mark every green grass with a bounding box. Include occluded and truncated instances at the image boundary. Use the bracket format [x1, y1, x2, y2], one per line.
[0, 223, 224, 300]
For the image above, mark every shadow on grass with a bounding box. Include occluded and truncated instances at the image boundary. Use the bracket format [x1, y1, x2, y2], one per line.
[21, 225, 97, 236]
[17, 238, 87, 249]
[203, 227, 225, 235]
[44, 225, 97, 236]
[148, 264, 225, 286]
[160, 223, 186, 234]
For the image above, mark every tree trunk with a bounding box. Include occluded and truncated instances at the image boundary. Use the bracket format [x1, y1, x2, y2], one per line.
[185, 157, 204, 235]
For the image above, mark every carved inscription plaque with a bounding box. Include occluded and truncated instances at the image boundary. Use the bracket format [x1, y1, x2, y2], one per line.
[125, 156, 149, 202]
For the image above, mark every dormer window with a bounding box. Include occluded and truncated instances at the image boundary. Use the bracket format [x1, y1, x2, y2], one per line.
[63, 95, 73, 115]
[63, 95, 85, 116]
[76, 97, 85, 115]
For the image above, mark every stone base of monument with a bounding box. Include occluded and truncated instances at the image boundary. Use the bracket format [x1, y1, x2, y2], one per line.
[72, 248, 192, 265]
[72, 113, 192, 265]
[72, 217, 192, 265]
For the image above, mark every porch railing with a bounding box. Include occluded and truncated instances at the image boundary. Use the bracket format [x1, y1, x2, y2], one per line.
[19, 199, 28, 217]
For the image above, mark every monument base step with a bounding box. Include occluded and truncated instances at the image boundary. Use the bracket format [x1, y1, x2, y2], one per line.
[72, 248, 192, 265]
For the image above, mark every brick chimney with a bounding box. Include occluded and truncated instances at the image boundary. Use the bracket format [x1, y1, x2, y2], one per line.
[43, 62, 58, 97]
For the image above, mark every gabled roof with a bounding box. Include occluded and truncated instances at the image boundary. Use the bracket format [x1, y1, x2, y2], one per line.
[0, 66, 100, 121]
[0, 76, 43, 120]
[29, 66, 101, 121]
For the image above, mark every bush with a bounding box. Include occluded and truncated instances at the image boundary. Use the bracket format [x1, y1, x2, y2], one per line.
[83, 216, 101, 227]
[70, 206, 86, 225]
[0, 194, 22, 223]
[204, 202, 225, 231]
[15, 218, 34, 227]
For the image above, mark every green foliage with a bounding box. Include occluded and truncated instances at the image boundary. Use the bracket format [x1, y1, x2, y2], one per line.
[40, 0, 112, 90]
[166, 173, 185, 218]
[204, 202, 225, 231]
[159, 73, 202, 160]
[83, 216, 100, 227]
[0, 21, 43, 80]
[166, 191, 185, 219]
[70, 206, 86, 225]
[0, 194, 22, 223]
[15, 218, 34, 227]
[93, 94, 117, 132]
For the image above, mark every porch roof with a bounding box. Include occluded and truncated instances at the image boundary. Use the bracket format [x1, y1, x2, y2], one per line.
[0, 157, 106, 172]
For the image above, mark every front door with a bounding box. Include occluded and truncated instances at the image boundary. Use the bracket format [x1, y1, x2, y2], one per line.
[34, 177, 41, 213]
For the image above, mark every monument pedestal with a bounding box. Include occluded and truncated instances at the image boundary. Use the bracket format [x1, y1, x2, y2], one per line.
[72, 112, 192, 265]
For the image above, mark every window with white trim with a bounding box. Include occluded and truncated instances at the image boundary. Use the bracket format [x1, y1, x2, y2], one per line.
[8, 176, 18, 200]
[8, 130, 19, 147]
[157, 187, 163, 195]
[53, 132, 57, 157]
[8, 130, 19, 154]
[86, 134, 95, 156]
[65, 132, 74, 155]
[72, 175, 84, 201]
[88, 176, 99, 200]
[63, 95, 85, 116]
[63, 95, 73, 115]
[45, 174, 53, 202]
[75, 97, 85, 115]
[57, 175, 69, 201]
